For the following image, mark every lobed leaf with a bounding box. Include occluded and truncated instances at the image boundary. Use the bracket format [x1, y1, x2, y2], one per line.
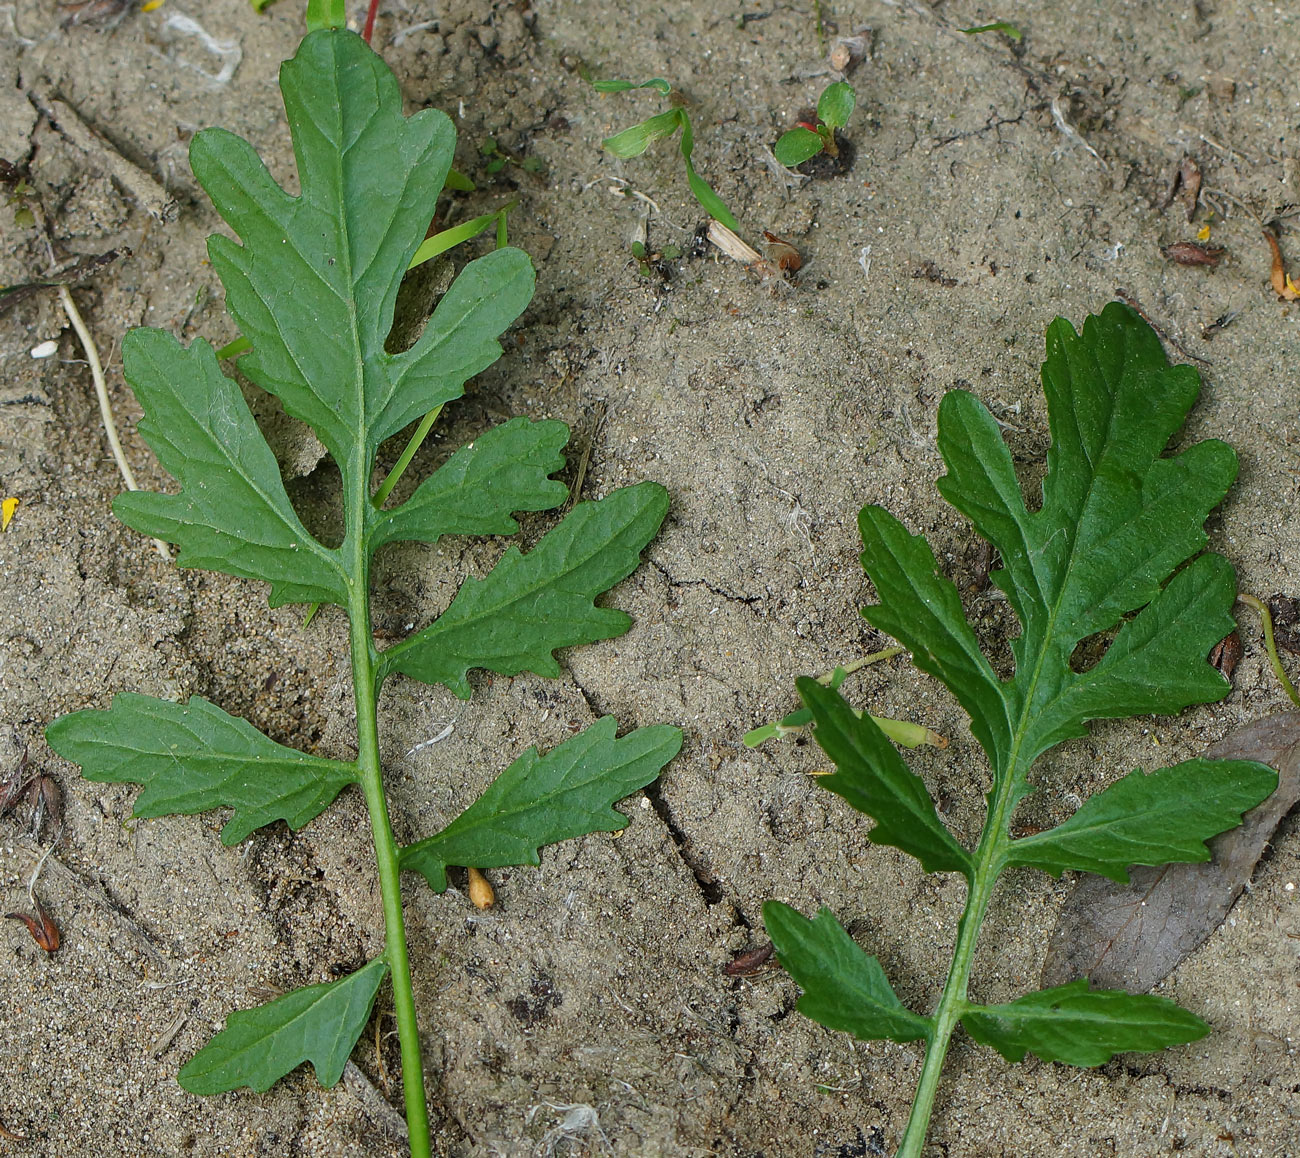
[797, 678, 971, 875]
[46, 694, 357, 844]
[401, 717, 681, 892]
[859, 505, 1013, 766]
[179, 958, 388, 1093]
[960, 979, 1208, 1065]
[372, 417, 568, 549]
[1006, 758, 1277, 881]
[763, 903, 930, 1044]
[381, 482, 668, 697]
[190, 29, 532, 472]
[113, 330, 346, 607]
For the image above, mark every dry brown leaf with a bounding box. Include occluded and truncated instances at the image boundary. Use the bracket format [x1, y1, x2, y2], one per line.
[6, 903, 60, 953]
[1264, 230, 1300, 300]
[1162, 241, 1225, 267]
[1042, 713, 1300, 992]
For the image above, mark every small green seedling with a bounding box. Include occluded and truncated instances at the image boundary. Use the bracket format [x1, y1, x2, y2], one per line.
[480, 136, 546, 177]
[630, 238, 681, 280]
[762, 303, 1276, 1157]
[774, 80, 856, 167]
[595, 77, 740, 231]
[46, 29, 680, 1158]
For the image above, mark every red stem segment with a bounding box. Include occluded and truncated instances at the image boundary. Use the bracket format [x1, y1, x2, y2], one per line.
[362, 0, 380, 42]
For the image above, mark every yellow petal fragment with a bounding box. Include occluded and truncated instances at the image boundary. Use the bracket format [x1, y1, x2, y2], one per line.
[1196, 223, 1211, 241]
[1, 497, 17, 531]
[141, 0, 165, 10]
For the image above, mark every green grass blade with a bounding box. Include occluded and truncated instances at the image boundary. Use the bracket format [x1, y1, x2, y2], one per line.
[179, 958, 388, 1093]
[602, 109, 683, 159]
[401, 718, 681, 891]
[45, 694, 358, 844]
[961, 980, 1208, 1065]
[382, 482, 668, 696]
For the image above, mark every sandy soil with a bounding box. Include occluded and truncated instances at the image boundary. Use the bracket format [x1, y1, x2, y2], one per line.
[2, 1, 1299, 1155]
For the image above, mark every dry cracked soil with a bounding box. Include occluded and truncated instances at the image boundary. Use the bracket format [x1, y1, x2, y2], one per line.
[2, 1, 1299, 1155]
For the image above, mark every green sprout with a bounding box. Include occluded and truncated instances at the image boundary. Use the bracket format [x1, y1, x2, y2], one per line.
[594, 77, 740, 231]
[774, 80, 856, 167]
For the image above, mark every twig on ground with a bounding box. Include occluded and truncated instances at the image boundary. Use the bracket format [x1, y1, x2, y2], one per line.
[57, 286, 171, 561]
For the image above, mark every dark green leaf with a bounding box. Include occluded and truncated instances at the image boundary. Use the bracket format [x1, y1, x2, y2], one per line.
[602, 110, 683, 159]
[189, 30, 532, 473]
[816, 81, 856, 129]
[1006, 758, 1276, 880]
[798, 679, 971, 875]
[401, 717, 681, 891]
[45, 694, 357, 844]
[763, 903, 930, 1043]
[773, 128, 825, 167]
[373, 418, 569, 548]
[381, 482, 668, 697]
[112, 330, 347, 607]
[961, 979, 1208, 1065]
[179, 958, 388, 1093]
[859, 505, 1013, 766]
[919, 302, 1239, 769]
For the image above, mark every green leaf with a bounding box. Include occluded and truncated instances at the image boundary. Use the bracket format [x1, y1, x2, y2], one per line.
[602, 110, 683, 159]
[593, 77, 673, 95]
[1006, 758, 1276, 880]
[774, 127, 825, 167]
[46, 694, 357, 844]
[111, 329, 347, 607]
[305, 0, 345, 29]
[797, 679, 971, 875]
[959, 21, 1023, 42]
[859, 505, 1013, 767]
[677, 110, 740, 231]
[763, 904, 931, 1044]
[381, 482, 668, 697]
[373, 417, 569, 548]
[179, 958, 388, 1093]
[401, 717, 681, 891]
[961, 980, 1208, 1065]
[816, 81, 856, 130]
[189, 30, 533, 473]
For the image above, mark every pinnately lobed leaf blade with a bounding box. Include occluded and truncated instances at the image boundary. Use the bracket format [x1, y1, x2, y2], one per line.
[400, 717, 682, 892]
[1005, 758, 1276, 881]
[960, 979, 1208, 1066]
[189, 29, 533, 472]
[382, 481, 669, 697]
[372, 417, 569, 549]
[858, 505, 1013, 766]
[45, 694, 358, 844]
[797, 678, 971, 875]
[112, 330, 347, 607]
[179, 958, 388, 1094]
[763, 903, 931, 1044]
